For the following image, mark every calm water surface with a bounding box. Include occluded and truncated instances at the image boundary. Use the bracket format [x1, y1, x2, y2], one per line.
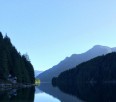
[35, 83, 84, 102]
[35, 82, 116, 102]
[34, 85, 60, 102]
[1, 83, 116, 102]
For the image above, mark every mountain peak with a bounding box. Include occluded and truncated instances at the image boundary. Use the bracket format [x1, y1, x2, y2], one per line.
[87, 45, 112, 54]
[93, 45, 110, 49]
[37, 45, 116, 82]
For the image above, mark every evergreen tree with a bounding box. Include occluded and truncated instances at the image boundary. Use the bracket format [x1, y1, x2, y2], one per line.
[0, 32, 35, 84]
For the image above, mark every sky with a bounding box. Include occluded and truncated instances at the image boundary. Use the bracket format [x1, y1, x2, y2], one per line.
[0, 0, 116, 71]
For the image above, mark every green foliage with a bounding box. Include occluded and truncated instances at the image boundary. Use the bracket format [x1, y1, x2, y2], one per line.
[0, 32, 35, 84]
[35, 79, 40, 86]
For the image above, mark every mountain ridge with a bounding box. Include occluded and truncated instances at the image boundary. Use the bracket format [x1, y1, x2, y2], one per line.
[37, 45, 116, 82]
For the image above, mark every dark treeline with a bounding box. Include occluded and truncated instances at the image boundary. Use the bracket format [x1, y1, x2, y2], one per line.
[53, 52, 116, 86]
[0, 32, 35, 84]
[52, 52, 116, 101]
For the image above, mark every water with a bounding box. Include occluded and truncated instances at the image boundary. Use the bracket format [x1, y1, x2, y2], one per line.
[34, 93, 60, 102]
[35, 83, 84, 102]
[1, 83, 116, 102]
[0, 87, 35, 102]
[34, 86, 60, 102]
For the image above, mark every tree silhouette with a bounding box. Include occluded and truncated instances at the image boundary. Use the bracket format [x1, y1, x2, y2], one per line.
[0, 32, 35, 84]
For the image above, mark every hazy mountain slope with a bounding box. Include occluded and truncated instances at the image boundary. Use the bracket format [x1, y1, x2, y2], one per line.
[37, 45, 116, 82]
[34, 70, 43, 77]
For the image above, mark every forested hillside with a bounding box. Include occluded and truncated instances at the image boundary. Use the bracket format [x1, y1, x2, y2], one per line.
[52, 52, 116, 86]
[0, 32, 35, 84]
[38, 45, 116, 82]
[52, 52, 116, 102]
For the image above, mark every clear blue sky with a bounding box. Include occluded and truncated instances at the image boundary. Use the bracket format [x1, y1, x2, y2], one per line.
[0, 0, 116, 71]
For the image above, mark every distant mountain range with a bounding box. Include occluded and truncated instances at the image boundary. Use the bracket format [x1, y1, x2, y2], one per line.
[37, 45, 116, 82]
[34, 70, 43, 77]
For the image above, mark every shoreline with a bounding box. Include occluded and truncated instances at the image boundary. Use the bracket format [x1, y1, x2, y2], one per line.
[0, 83, 36, 90]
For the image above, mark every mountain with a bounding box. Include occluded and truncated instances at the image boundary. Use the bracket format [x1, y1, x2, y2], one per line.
[34, 70, 43, 77]
[52, 52, 116, 102]
[37, 45, 116, 82]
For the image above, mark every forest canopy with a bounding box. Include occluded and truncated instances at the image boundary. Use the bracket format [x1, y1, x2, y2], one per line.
[0, 32, 35, 84]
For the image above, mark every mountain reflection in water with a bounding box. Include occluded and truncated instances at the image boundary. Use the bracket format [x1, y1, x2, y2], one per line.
[53, 82, 116, 102]
[2, 82, 116, 102]
[38, 82, 116, 102]
[38, 83, 84, 102]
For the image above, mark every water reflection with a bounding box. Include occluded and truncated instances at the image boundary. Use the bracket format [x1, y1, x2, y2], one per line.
[4, 82, 115, 102]
[0, 87, 35, 102]
[38, 83, 84, 102]
[54, 82, 116, 102]
[37, 82, 116, 102]
[35, 92, 60, 102]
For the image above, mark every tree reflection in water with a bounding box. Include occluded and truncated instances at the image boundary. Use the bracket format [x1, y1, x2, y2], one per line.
[0, 87, 35, 102]
[54, 82, 116, 102]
